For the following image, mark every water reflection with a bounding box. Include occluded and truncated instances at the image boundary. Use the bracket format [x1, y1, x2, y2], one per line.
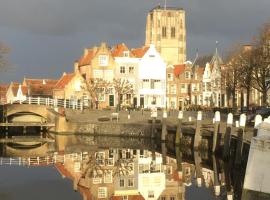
[0, 134, 247, 200]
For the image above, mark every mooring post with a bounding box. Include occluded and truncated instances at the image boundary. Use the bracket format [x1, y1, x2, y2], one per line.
[235, 113, 246, 167]
[5, 126, 8, 138]
[194, 151, 203, 187]
[224, 161, 233, 200]
[212, 111, 220, 153]
[175, 111, 183, 145]
[161, 110, 168, 141]
[151, 107, 157, 139]
[194, 111, 202, 150]
[212, 154, 221, 196]
[253, 114, 262, 137]
[223, 113, 233, 159]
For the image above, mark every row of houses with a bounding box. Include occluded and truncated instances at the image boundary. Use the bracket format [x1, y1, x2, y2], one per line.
[0, 41, 263, 110]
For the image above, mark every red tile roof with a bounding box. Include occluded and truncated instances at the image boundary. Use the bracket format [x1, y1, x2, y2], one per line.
[197, 67, 205, 75]
[23, 78, 58, 97]
[54, 73, 75, 90]
[78, 49, 95, 66]
[174, 64, 186, 76]
[131, 46, 149, 58]
[112, 195, 144, 200]
[112, 43, 133, 57]
[24, 79, 58, 86]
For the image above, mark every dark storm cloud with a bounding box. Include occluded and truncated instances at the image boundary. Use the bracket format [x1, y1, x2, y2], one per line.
[0, 0, 269, 82]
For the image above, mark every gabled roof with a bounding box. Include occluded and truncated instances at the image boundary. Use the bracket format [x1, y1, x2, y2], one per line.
[54, 73, 75, 90]
[174, 64, 186, 76]
[24, 78, 58, 86]
[78, 49, 95, 66]
[9, 83, 27, 96]
[111, 43, 133, 57]
[131, 46, 150, 58]
[112, 195, 144, 200]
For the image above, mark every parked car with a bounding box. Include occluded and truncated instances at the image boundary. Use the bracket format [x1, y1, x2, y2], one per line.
[247, 107, 270, 125]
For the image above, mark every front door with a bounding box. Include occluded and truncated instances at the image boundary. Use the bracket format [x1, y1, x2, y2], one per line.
[109, 95, 114, 107]
[140, 96, 144, 108]
[133, 97, 137, 108]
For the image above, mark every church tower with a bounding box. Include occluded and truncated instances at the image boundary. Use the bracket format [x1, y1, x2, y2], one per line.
[145, 5, 186, 65]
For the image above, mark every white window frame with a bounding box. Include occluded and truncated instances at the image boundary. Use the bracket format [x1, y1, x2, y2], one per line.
[120, 66, 126, 74]
[99, 55, 108, 66]
[98, 187, 107, 198]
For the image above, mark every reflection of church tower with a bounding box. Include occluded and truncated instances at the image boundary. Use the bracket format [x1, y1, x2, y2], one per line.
[145, 5, 186, 65]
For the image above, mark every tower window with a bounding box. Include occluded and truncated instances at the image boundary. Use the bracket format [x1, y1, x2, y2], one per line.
[162, 26, 167, 38]
[171, 27, 175, 38]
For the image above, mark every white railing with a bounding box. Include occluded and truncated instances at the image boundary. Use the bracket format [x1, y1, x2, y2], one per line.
[0, 152, 88, 167]
[11, 97, 89, 110]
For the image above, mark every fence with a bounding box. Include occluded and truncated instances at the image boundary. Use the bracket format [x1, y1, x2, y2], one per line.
[11, 97, 89, 110]
[0, 152, 88, 167]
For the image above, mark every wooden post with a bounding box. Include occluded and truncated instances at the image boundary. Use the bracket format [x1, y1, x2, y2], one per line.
[194, 111, 202, 149]
[224, 161, 233, 200]
[161, 111, 167, 141]
[175, 145, 182, 175]
[151, 117, 156, 139]
[64, 99, 67, 108]
[38, 97, 40, 105]
[223, 113, 233, 159]
[28, 97, 31, 104]
[253, 114, 262, 137]
[235, 113, 246, 166]
[212, 111, 220, 153]
[23, 126, 27, 135]
[175, 111, 183, 145]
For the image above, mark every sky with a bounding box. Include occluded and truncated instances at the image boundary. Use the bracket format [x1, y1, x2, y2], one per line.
[0, 0, 269, 83]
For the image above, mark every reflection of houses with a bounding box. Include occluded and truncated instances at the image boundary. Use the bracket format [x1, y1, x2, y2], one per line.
[133, 45, 166, 108]
[0, 84, 8, 104]
[6, 82, 27, 103]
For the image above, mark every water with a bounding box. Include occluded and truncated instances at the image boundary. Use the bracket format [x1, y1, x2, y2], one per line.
[0, 134, 247, 200]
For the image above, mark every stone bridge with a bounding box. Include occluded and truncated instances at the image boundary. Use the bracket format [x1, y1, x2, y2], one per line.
[4, 104, 52, 122]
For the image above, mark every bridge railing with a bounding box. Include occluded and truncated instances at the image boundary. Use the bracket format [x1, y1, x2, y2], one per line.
[11, 97, 89, 110]
[0, 152, 88, 167]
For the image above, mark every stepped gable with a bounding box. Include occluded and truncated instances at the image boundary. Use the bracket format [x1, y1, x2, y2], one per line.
[111, 43, 133, 57]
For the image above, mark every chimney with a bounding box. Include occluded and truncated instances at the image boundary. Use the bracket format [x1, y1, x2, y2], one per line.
[84, 48, 88, 56]
[42, 79, 46, 85]
[74, 62, 79, 73]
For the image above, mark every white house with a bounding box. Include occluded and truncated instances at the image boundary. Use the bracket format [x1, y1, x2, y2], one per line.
[112, 43, 140, 107]
[6, 82, 27, 104]
[132, 44, 167, 108]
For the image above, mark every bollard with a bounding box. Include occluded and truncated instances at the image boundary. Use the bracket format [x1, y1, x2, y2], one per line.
[224, 161, 233, 200]
[128, 114, 130, 119]
[188, 116, 192, 122]
[234, 113, 246, 167]
[212, 111, 220, 153]
[161, 111, 168, 141]
[253, 114, 262, 137]
[194, 111, 202, 149]
[223, 113, 233, 159]
[175, 111, 183, 145]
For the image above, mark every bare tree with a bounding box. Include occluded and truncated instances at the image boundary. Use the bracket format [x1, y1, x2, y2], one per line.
[0, 42, 10, 72]
[83, 78, 109, 109]
[113, 78, 134, 111]
[223, 45, 242, 110]
[251, 22, 270, 106]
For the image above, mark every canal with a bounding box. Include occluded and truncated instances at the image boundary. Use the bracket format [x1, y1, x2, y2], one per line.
[0, 130, 254, 200]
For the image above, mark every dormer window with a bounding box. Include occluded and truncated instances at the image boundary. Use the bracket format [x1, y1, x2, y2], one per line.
[99, 55, 108, 66]
[123, 51, 129, 57]
[185, 71, 190, 79]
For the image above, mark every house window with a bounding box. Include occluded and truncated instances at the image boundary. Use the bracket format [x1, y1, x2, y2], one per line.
[82, 73, 86, 80]
[122, 196, 128, 200]
[93, 177, 102, 184]
[148, 191, 154, 198]
[170, 85, 176, 94]
[93, 70, 103, 79]
[128, 178, 134, 187]
[123, 51, 129, 57]
[104, 170, 112, 183]
[185, 71, 190, 79]
[129, 66, 134, 74]
[99, 55, 108, 66]
[162, 26, 167, 38]
[120, 179, 125, 187]
[95, 152, 105, 165]
[154, 80, 161, 89]
[171, 27, 175, 38]
[104, 70, 113, 81]
[120, 66, 126, 74]
[142, 79, 150, 89]
[170, 197, 175, 200]
[181, 84, 186, 93]
[98, 187, 107, 198]
[161, 197, 166, 200]
[167, 73, 173, 81]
